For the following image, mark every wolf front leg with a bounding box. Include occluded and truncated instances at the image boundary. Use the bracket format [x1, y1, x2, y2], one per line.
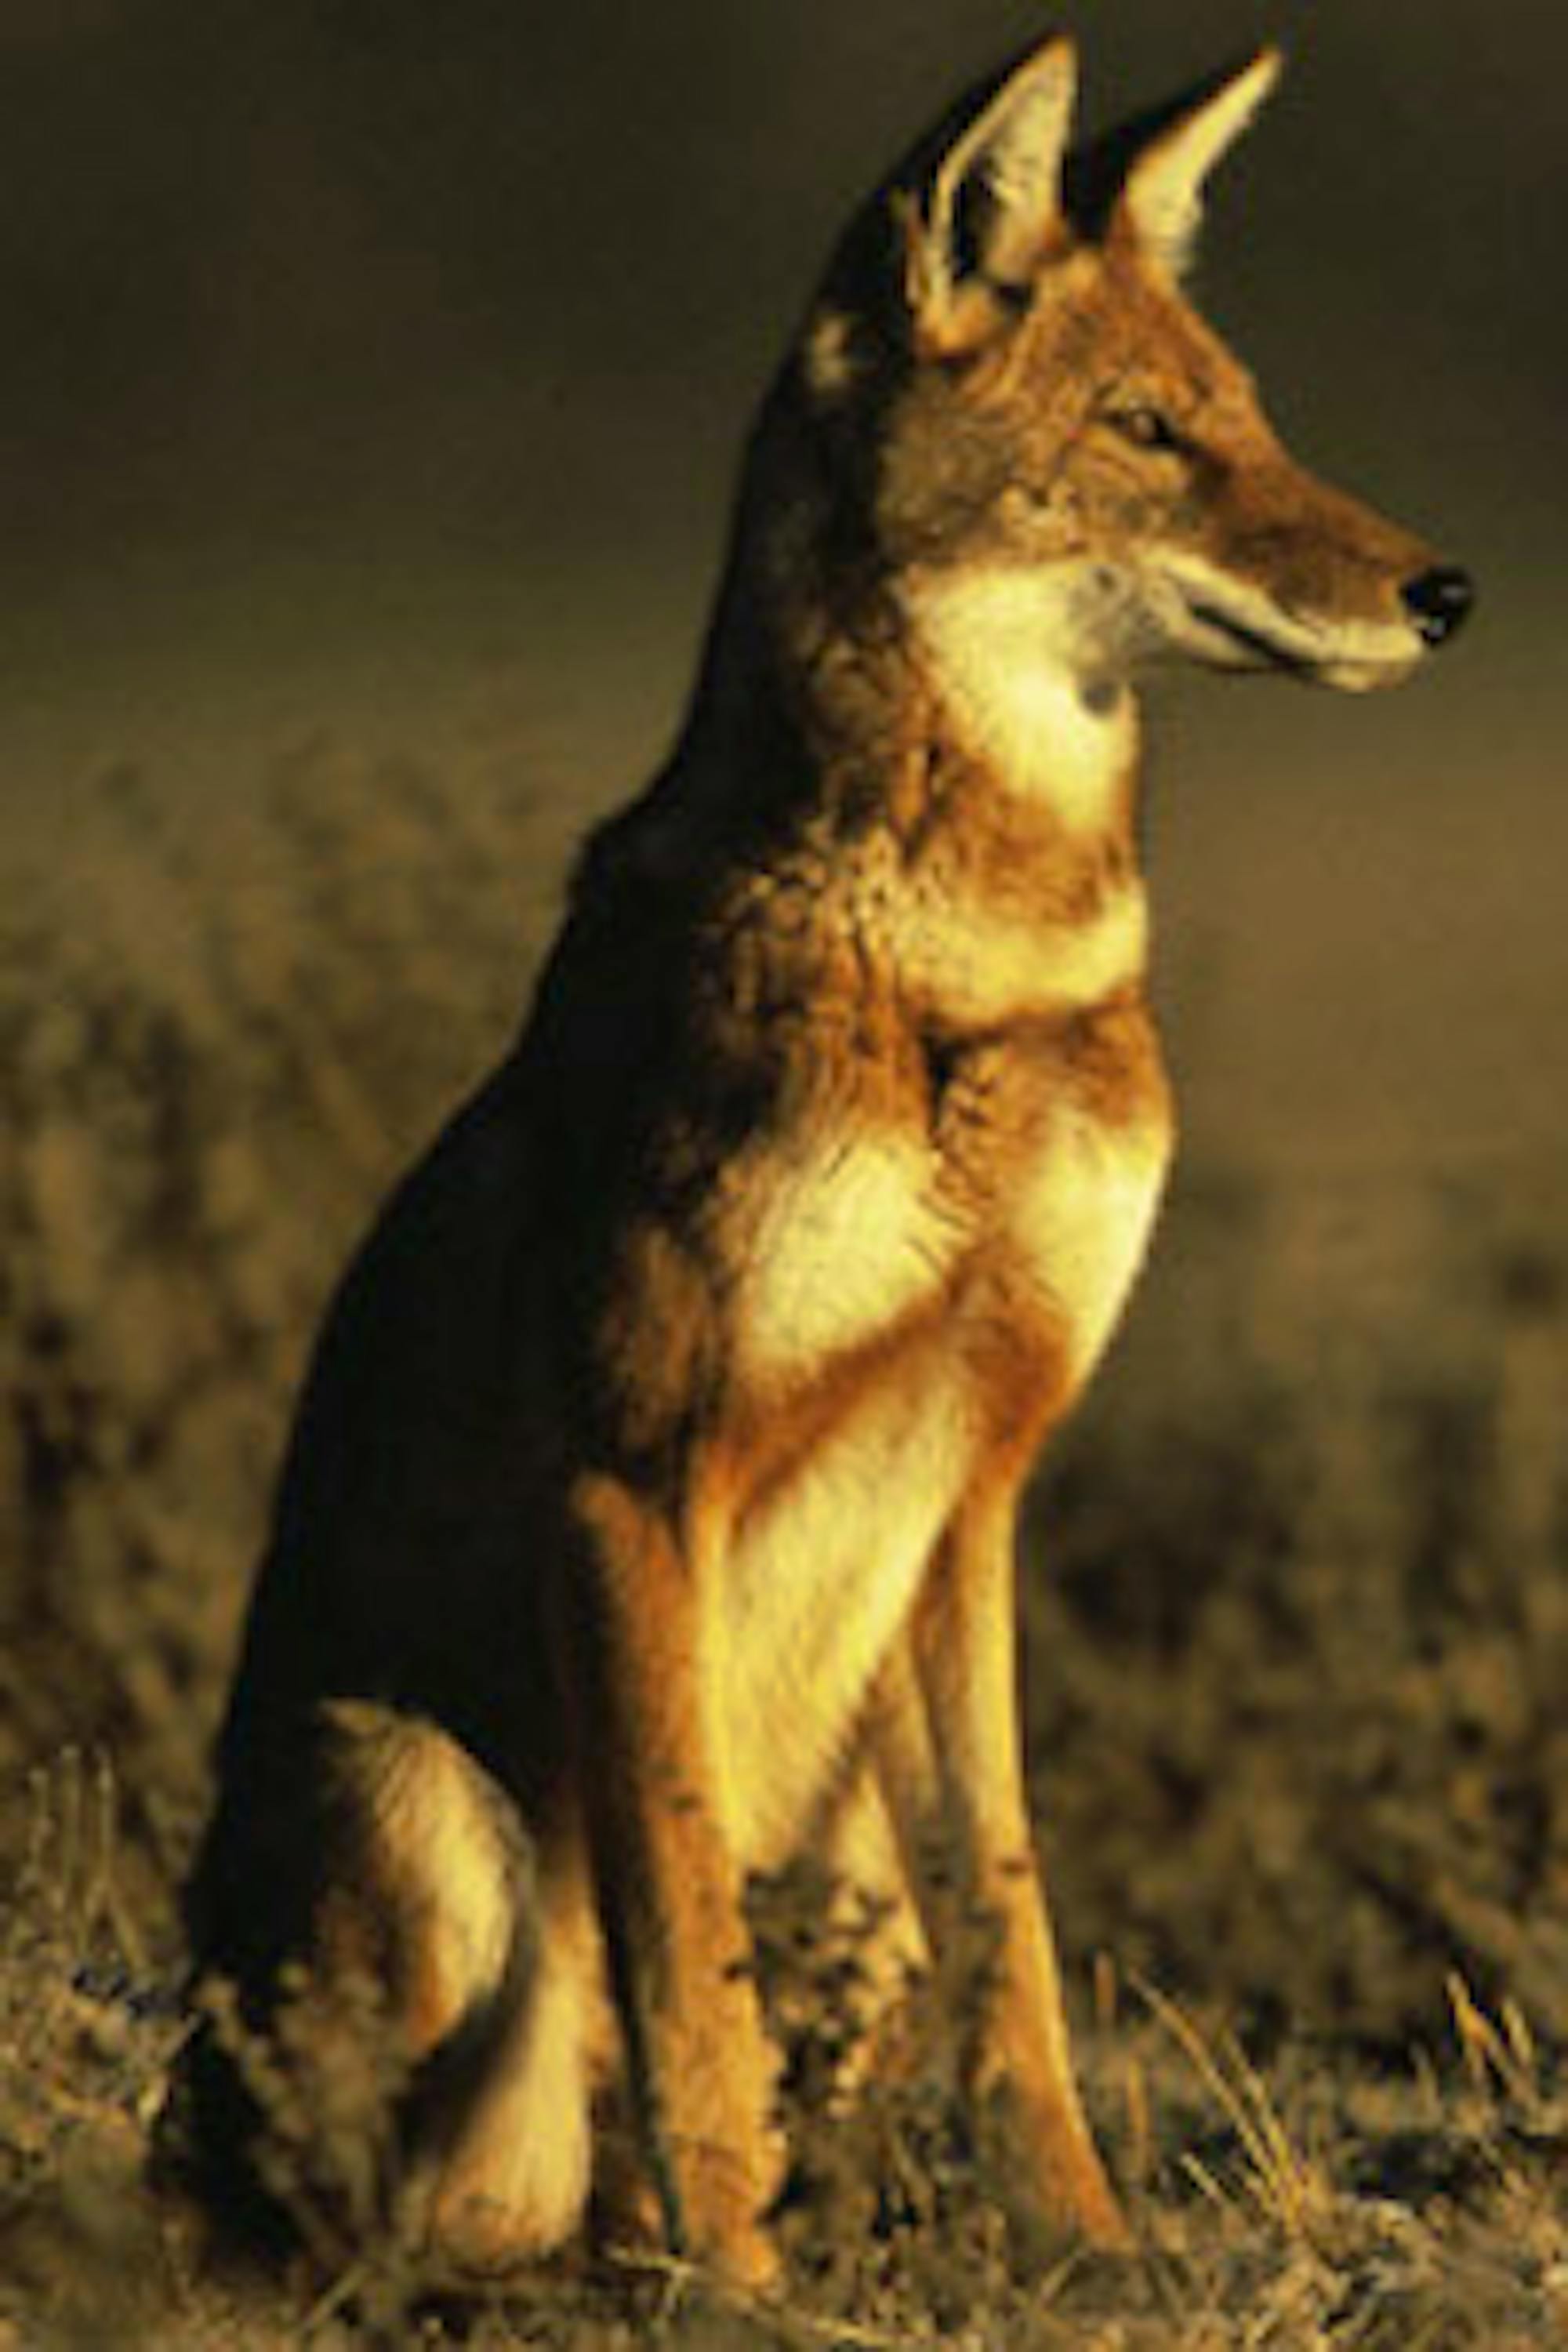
[562, 1472, 784, 2288]
[883, 1479, 1128, 2248]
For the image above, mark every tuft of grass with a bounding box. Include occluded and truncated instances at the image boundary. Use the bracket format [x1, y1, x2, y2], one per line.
[1133, 1976, 1329, 2244]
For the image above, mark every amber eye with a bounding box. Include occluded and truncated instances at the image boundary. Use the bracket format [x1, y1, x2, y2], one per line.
[1107, 404, 1189, 456]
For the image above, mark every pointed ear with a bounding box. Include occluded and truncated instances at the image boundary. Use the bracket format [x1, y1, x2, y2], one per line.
[1116, 47, 1281, 278]
[902, 36, 1077, 356]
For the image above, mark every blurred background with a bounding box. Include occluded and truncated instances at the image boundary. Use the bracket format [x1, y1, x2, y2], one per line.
[1, 0, 1564, 2044]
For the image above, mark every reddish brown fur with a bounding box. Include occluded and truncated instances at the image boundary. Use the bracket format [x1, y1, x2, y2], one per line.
[183, 38, 1468, 2286]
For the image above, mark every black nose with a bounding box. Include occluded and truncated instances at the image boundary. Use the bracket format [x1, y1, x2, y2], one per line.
[1402, 564, 1475, 649]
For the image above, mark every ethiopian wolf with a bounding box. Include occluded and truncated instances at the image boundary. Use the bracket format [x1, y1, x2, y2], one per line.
[184, 35, 1472, 2286]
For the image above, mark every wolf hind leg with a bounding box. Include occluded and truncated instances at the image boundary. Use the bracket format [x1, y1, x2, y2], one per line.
[188, 1700, 601, 2270]
[411, 1849, 608, 2271]
[304, 1702, 605, 2270]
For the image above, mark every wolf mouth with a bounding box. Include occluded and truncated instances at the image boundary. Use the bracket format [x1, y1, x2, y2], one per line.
[1176, 583, 1425, 691]
[1183, 595, 1317, 677]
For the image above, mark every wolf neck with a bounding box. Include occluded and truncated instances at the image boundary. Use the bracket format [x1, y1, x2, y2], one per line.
[687, 553, 1142, 848]
[660, 555, 1153, 1038]
[898, 567, 1141, 837]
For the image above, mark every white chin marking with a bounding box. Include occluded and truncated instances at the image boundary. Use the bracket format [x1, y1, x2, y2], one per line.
[903, 568, 1135, 830]
[1315, 652, 1424, 694]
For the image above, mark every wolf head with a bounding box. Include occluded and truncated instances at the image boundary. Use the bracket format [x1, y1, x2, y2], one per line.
[753, 39, 1471, 706]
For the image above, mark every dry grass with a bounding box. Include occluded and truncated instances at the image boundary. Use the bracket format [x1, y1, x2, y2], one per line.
[2, 741, 1566, 2345]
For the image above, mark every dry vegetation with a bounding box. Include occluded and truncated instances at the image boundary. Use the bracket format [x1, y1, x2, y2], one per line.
[3, 739, 1566, 2347]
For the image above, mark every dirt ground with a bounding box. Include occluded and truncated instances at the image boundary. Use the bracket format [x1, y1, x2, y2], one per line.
[3, 735, 1566, 2346]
